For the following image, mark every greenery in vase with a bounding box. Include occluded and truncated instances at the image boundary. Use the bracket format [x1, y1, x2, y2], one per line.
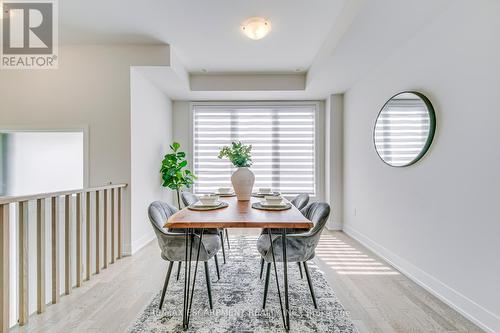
[160, 142, 196, 209]
[218, 141, 253, 168]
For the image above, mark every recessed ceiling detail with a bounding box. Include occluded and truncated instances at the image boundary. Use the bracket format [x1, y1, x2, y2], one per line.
[62, 0, 452, 100]
[59, 0, 347, 72]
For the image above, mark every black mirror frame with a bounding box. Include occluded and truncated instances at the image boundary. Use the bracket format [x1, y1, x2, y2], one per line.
[373, 91, 436, 167]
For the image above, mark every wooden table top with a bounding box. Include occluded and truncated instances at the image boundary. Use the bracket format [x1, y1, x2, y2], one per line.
[165, 196, 312, 229]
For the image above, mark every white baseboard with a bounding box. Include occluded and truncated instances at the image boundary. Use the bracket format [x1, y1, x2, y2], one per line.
[122, 243, 132, 257]
[343, 225, 499, 333]
[327, 222, 343, 231]
[130, 234, 156, 255]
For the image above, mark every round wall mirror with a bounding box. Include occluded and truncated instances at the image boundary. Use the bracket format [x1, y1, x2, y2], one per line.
[374, 91, 436, 167]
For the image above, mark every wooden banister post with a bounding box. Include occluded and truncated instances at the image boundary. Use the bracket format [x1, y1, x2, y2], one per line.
[0, 204, 10, 333]
[51, 197, 60, 304]
[118, 187, 122, 259]
[85, 192, 91, 280]
[76, 193, 82, 287]
[95, 191, 100, 274]
[103, 189, 108, 269]
[111, 188, 115, 264]
[36, 199, 46, 314]
[64, 195, 72, 295]
[18, 201, 29, 326]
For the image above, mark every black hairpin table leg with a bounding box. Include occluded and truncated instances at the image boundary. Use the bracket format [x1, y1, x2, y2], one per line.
[182, 228, 190, 329]
[282, 228, 290, 330]
[182, 228, 205, 330]
[187, 228, 204, 326]
[267, 229, 289, 330]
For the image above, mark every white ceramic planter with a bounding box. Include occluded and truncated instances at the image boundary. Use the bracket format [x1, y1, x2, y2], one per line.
[231, 167, 255, 201]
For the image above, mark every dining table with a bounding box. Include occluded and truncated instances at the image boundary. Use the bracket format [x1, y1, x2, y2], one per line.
[165, 196, 313, 331]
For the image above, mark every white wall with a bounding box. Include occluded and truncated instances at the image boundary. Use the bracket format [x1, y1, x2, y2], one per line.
[324, 95, 343, 230]
[342, 1, 500, 331]
[172, 101, 191, 168]
[5, 132, 84, 195]
[0, 44, 170, 254]
[171, 101, 191, 208]
[130, 68, 173, 253]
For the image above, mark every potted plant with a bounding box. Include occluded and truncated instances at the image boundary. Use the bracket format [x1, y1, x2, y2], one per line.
[160, 142, 196, 209]
[218, 141, 254, 201]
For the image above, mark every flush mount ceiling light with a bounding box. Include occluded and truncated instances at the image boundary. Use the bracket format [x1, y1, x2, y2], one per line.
[241, 17, 271, 40]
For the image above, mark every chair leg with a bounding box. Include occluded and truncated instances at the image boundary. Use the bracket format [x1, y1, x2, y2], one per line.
[204, 261, 213, 309]
[297, 262, 303, 279]
[303, 261, 318, 309]
[259, 257, 265, 279]
[219, 230, 226, 264]
[225, 229, 230, 249]
[176, 261, 182, 281]
[159, 261, 174, 310]
[214, 255, 221, 281]
[262, 262, 271, 309]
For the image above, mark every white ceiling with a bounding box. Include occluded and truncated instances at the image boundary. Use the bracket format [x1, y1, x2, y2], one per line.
[60, 0, 454, 99]
[60, 0, 347, 72]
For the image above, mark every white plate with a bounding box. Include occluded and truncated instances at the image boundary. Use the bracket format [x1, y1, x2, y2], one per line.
[260, 201, 286, 207]
[194, 201, 221, 208]
[252, 191, 280, 197]
[214, 191, 235, 195]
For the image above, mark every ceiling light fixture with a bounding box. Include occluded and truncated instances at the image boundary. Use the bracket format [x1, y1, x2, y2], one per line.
[241, 17, 271, 40]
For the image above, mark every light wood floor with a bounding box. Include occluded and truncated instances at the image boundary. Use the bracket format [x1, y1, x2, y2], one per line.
[11, 230, 483, 333]
[314, 231, 483, 333]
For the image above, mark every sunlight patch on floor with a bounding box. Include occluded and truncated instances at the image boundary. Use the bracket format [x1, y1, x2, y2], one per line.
[317, 235, 400, 276]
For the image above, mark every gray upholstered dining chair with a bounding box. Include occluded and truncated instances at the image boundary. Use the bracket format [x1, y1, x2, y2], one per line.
[181, 191, 231, 264]
[257, 201, 330, 309]
[259, 193, 310, 279]
[177, 192, 222, 280]
[290, 193, 310, 210]
[148, 201, 222, 310]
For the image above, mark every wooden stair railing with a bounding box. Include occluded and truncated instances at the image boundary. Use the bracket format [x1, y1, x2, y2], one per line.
[0, 183, 127, 332]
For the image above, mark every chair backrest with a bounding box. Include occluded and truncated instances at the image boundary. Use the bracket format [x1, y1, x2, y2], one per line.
[290, 193, 309, 210]
[181, 191, 198, 207]
[148, 201, 178, 235]
[300, 202, 330, 237]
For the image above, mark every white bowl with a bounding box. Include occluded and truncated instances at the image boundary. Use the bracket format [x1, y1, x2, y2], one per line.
[259, 187, 272, 194]
[218, 187, 232, 194]
[199, 195, 219, 206]
[264, 195, 283, 205]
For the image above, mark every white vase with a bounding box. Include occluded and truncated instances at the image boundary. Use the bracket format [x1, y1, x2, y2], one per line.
[231, 167, 255, 201]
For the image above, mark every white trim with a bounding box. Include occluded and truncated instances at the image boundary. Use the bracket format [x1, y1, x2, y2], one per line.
[326, 223, 343, 231]
[0, 125, 90, 187]
[343, 225, 500, 333]
[122, 242, 132, 257]
[189, 101, 325, 200]
[130, 234, 156, 255]
[188, 101, 195, 175]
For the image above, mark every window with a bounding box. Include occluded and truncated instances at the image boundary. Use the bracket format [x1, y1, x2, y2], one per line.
[193, 104, 317, 195]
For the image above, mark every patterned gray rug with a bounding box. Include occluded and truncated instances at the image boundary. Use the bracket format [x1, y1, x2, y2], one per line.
[129, 236, 357, 333]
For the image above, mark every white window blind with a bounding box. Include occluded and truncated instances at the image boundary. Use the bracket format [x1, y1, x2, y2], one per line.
[193, 104, 316, 195]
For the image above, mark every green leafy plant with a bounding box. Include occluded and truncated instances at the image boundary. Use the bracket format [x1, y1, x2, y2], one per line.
[217, 141, 253, 168]
[160, 142, 196, 209]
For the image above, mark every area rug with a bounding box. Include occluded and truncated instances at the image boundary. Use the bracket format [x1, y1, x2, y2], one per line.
[129, 236, 357, 333]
